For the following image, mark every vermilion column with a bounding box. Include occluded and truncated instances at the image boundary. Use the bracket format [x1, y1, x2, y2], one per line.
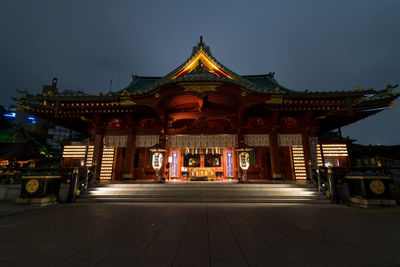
[236, 128, 245, 181]
[302, 133, 312, 181]
[92, 133, 104, 182]
[269, 130, 282, 180]
[122, 134, 136, 180]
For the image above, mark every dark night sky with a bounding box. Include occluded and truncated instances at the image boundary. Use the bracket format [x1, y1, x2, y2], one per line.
[1, 0, 399, 145]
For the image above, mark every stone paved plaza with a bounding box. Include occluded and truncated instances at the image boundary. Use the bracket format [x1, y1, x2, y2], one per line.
[0, 203, 399, 266]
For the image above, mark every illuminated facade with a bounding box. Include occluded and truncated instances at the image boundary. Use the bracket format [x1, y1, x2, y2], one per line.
[16, 37, 399, 182]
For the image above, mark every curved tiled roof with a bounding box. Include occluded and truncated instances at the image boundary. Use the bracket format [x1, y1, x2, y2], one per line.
[122, 73, 294, 95]
[122, 38, 293, 95]
[242, 74, 293, 93]
[119, 38, 399, 105]
[123, 76, 161, 95]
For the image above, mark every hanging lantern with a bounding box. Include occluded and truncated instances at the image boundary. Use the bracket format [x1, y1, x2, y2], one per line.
[152, 152, 163, 171]
[149, 144, 167, 183]
[235, 145, 253, 183]
[238, 152, 250, 171]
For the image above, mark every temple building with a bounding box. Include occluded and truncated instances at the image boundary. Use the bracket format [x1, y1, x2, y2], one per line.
[16, 37, 399, 183]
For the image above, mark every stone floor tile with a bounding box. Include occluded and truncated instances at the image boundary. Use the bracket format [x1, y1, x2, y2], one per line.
[140, 240, 179, 261]
[179, 237, 209, 250]
[173, 249, 209, 267]
[133, 261, 172, 267]
[211, 262, 249, 267]
[209, 226, 236, 241]
[157, 224, 186, 241]
[0, 203, 400, 266]
[244, 250, 284, 266]
[210, 241, 246, 262]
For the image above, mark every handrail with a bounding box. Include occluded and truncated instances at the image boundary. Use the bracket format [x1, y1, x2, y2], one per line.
[311, 166, 396, 204]
[311, 167, 350, 203]
[0, 166, 95, 194]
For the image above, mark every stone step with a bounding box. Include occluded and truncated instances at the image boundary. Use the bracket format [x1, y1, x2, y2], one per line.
[78, 197, 330, 204]
[85, 192, 322, 197]
[87, 187, 320, 192]
[89, 187, 317, 192]
[89, 183, 314, 188]
[88, 186, 318, 191]
[86, 192, 322, 197]
[81, 194, 326, 199]
[79, 183, 330, 204]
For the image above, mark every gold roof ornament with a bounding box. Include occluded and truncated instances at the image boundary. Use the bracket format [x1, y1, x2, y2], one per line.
[119, 99, 136, 106]
[266, 95, 283, 104]
[181, 82, 219, 93]
[171, 37, 235, 80]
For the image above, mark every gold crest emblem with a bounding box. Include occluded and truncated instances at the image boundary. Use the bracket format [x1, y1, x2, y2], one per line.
[26, 179, 39, 193]
[370, 180, 385, 195]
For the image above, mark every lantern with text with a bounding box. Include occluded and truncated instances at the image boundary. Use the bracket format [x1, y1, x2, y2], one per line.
[152, 152, 163, 171]
[150, 144, 167, 183]
[239, 152, 250, 171]
[235, 146, 252, 183]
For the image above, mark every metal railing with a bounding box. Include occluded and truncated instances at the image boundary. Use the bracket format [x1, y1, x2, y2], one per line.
[0, 166, 96, 202]
[312, 166, 397, 204]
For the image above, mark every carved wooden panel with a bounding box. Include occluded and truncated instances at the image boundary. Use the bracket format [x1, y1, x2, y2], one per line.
[104, 135, 127, 147]
[244, 134, 270, 147]
[168, 135, 235, 148]
[135, 135, 159, 147]
[278, 134, 302, 146]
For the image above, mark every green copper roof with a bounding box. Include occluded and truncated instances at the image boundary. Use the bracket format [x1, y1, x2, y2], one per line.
[355, 86, 400, 107]
[122, 37, 293, 95]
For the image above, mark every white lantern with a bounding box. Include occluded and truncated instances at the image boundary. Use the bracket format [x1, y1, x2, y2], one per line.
[239, 152, 250, 171]
[152, 152, 163, 171]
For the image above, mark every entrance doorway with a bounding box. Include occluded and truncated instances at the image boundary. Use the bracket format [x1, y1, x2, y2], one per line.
[167, 147, 235, 181]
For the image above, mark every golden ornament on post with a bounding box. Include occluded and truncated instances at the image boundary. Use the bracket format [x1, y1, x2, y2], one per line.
[25, 179, 39, 193]
[370, 180, 385, 195]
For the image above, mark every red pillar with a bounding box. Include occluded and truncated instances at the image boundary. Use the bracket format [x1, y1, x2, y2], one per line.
[92, 133, 104, 182]
[302, 133, 312, 181]
[122, 133, 136, 180]
[269, 130, 282, 180]
[235, 128, 245, 181]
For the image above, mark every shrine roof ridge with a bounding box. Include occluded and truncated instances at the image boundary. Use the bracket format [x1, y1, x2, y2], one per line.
[16, 84, 398, 104]
[14, 38, 399, 108]
[122, 37, 293, 95]
[122, 73, 294, 95]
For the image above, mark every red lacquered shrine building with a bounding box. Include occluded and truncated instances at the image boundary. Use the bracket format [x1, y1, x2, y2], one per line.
[16, 38, 399, 182]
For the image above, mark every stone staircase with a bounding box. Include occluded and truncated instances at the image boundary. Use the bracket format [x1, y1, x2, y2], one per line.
[78, 183, 331, 204]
